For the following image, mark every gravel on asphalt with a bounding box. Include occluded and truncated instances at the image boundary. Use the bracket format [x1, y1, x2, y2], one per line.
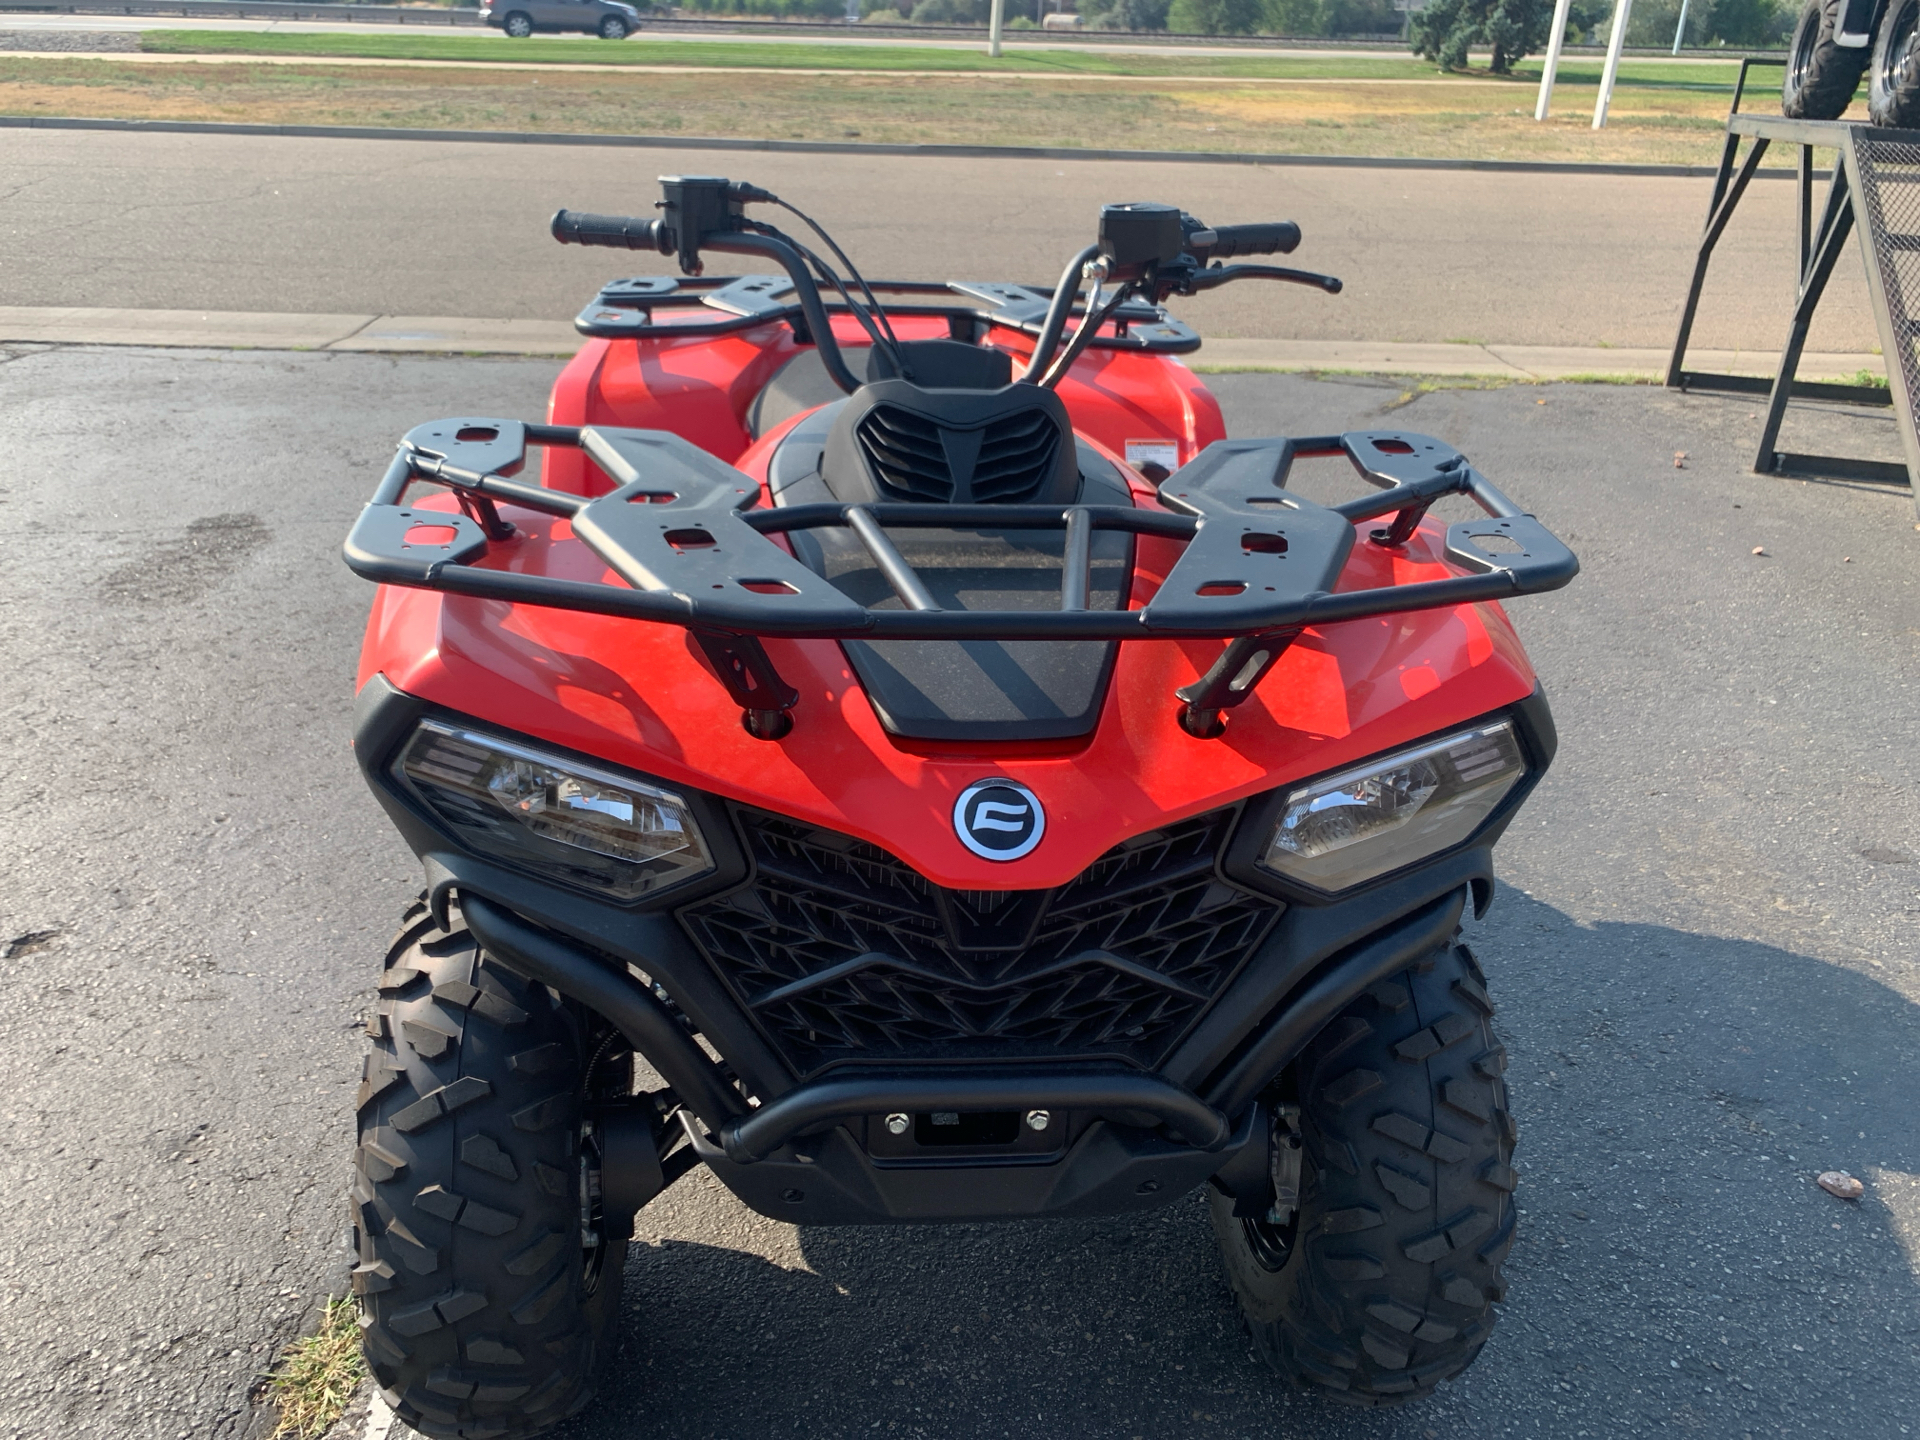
[0, 29, 140, 51]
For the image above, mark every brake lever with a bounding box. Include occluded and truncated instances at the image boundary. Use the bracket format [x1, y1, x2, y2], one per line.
[1175, 263, 1343, 297]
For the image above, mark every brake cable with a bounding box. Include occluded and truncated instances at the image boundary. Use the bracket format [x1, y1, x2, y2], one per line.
[1038, 271, 1138, 389]
[742, 218, 904, 377]
[766, 196, 903, 353]
[781, 233, 905, 373]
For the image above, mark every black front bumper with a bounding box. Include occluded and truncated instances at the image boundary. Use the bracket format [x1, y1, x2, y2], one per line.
[353, 674, 1551, 1225]
[688, 1108, 1262, 1226]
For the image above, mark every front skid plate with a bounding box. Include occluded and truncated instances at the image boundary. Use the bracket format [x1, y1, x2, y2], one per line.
[683, 1110, 1260, 1226]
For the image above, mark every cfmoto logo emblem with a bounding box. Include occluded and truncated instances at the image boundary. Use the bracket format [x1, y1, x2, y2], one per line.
[953, 778, 1045, 862]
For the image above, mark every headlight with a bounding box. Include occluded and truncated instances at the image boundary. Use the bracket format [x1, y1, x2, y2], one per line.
[1258, 720, 1526, 892]
[393, 720, 712, 901]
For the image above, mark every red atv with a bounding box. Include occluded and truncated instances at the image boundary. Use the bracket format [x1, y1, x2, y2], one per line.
[342, 177, 1576, 1437]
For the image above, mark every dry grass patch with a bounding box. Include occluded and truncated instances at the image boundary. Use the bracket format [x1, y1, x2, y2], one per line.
[0, 55, 1752, 165]
[264, 1297, 365, 1440]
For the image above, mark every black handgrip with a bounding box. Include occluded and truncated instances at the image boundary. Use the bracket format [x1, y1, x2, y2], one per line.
[550, 209, 670, 253]
[1206, 222, 1301, 258]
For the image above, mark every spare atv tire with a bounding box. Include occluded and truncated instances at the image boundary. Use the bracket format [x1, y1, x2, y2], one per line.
[1870, 0, 1920, 127]
[1785, 0, 1870, 119]
[1209, 940, 1514, 1404]
[351, 901, 628, 1440]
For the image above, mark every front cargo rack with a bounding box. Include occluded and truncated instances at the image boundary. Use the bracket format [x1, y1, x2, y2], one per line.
[343, 420, 1577, 739]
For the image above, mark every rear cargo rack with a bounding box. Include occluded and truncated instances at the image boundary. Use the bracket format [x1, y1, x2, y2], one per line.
[573, 273, 1202, 352]
[343, 420, 1576, 739]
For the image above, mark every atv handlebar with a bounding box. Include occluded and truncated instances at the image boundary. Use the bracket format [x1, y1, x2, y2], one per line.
[551, 209, 669, 253]
[553, 204, 863, 394]
[1196, 222, 1301, 259]
[552, 182, 1331, 391]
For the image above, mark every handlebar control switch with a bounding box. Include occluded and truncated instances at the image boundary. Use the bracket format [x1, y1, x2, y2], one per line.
[658, 175, 748, 276]
[1098, 202, 1185, 281]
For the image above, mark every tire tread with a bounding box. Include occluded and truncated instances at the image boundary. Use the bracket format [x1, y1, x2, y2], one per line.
[1211, 942, 1514, 1406]
[352, 905, 624, 1440]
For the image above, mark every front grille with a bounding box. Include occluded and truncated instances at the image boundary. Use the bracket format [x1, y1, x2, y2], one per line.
[679, 807, 1283, 1076]
[856, 406, 952, 502]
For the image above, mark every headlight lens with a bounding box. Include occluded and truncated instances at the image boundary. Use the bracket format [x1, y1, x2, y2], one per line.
[393, 720, 712, 901]
[1259, 720, 1526, 892]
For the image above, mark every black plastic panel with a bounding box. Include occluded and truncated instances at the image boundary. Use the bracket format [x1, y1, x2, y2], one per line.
[769, 435, 1135, 740]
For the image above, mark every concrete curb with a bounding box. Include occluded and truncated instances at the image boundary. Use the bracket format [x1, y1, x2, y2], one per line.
[0, 306, 1889, 382]
[0, 113, 1800, 178]
[1190, 339, 1887, 383]
[0, 307, 585, 354]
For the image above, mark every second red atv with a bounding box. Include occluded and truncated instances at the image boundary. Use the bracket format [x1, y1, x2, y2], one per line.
[341, 177, 1576, 1437]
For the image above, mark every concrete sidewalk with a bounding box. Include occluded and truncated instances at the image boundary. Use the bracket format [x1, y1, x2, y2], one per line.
[0, 305, 1887, 381]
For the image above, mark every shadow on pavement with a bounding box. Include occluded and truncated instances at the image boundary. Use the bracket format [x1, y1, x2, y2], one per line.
[555, 892, 1920, 1440]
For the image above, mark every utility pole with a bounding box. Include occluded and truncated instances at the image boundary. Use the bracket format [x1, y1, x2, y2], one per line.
[1671, 0, 1690, 53]
[989, 0, 1004, 57]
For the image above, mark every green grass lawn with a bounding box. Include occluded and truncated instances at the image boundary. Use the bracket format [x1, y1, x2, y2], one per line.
[137, 28, 1752, 91]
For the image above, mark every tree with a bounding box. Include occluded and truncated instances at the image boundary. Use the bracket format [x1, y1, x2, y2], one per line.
[1707, 0, 1794, 45]
[1081, 0, 1175, 29]
[1261, 0, 1326, 32]
[1409, 0, 1552, 71]
[1169, 0, 1265, 32]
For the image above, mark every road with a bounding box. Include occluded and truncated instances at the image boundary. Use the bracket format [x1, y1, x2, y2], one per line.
[0, 11, 1711, 61]
[0, 130, 1882, 352]
[0, 341, 1915, 1439]
[0, 11, 1494, 57]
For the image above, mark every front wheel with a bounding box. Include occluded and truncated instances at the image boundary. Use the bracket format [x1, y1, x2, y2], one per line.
[598, 15, 629, 38]
[1870, 0, 1920, 126]
[502, 10, 534, 37]
[1211, 941, 1515, 1404]
[1784, 0, 1870, 119]
[351, 901, 628, 1440]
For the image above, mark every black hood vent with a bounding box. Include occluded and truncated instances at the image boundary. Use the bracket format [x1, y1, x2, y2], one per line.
[822, 377, 1078, 507]
[971, 407, 1062, 502]
[855, 405, 953, 502]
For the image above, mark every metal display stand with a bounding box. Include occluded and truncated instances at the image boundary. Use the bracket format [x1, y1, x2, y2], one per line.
[1667, 58, 1920, 512]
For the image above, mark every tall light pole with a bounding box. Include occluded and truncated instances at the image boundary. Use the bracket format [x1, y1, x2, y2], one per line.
[1534, 0, 1574, 119]
[989, 0, 1004, 57]
[1593, 0, 1634, 129]
[1671, 0, 1690, 53]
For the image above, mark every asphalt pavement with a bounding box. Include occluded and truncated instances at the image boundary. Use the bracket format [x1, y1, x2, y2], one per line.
[0, 344, 1916, 1440]
[0, 130, 1883, 353]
